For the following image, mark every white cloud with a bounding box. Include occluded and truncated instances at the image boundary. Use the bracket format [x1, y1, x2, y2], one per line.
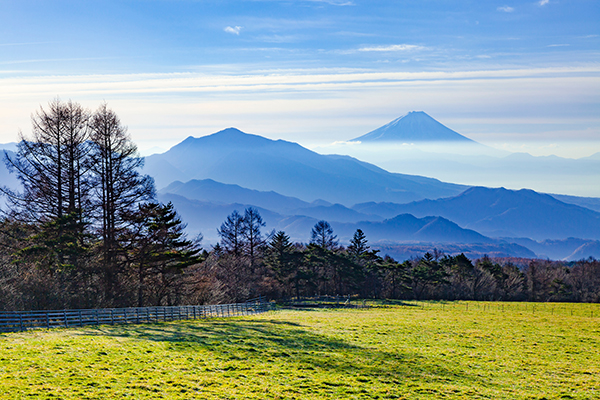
[497, 6, 514, 12]
[538, 0, 549, 6]
[358, 44, 423, 52]
[224, 26, 242, 35]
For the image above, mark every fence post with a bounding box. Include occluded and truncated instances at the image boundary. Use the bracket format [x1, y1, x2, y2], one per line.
[46, 313, 50, 329]
[64, 310, 68, 328]
[79, 310, 83, 327]
[19, 313, 24, 332]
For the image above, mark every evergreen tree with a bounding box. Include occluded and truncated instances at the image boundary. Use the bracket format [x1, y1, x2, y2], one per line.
[347, 229, 369, 259]
[310, 220, 338, 250]
[264, 231, 302, 298]
[217, 210, 245, 256]
[125, 202, 202, 307]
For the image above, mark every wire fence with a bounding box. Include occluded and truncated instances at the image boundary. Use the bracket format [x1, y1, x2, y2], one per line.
[396, 300, 600, 318]
[0, 297, 273, 333]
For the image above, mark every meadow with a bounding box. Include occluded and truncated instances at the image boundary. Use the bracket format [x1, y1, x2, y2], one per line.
[1, 301, 598, 399]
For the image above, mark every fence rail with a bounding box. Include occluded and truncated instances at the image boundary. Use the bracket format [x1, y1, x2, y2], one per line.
[0, 298, 272, 333]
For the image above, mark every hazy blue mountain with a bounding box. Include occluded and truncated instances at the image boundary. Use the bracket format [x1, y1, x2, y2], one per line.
[0, 150, 21, 191]
[331, 214, 492, 244]
[288, 204, 383, 223]
[508, 237, 595, 260]
[353, 187, 600, 240]
[373, 242, 536, 261]
[160, 193, 499, 247]
[551, 194, 600, 213]
[352, 111, 477, 143]
[160, 178, 384, 223]
[566, 242, 600, 261]
[144, 128, 466, 205]
[321, 116, 599, 198]
[160, 179, 311, 214]
[0, 143, 18, 152]
[157, 193, 283, 242]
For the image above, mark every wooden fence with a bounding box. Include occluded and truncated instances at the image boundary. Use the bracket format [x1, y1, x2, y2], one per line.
[0, 297, 272, 333]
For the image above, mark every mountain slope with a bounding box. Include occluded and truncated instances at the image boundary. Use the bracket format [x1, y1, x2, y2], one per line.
[160, 179, 311, 213]
[145, 128, 466, 205]
[353, 187, 600, 240]
[352, 111, 477, 143]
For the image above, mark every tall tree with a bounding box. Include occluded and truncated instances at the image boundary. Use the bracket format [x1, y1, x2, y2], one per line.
[410, 252, 449, 299]
[242, 207, 265, 270]
[217, 210, 245, 256]
[3, 99, 93, 269]
[124, 202, 202, 307]
[89, 103, 155, 297]
[347, 229, 369, 259]
[310, 220, 338, 250]
[264, 231, 302, 298]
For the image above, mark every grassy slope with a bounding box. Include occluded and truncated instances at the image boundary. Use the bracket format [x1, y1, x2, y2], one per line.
[1, 302, 599, 399]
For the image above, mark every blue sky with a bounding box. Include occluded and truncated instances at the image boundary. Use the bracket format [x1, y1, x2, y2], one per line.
[0, 0, 599, 157]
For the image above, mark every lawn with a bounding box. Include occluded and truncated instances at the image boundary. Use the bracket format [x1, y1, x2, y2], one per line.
[1, 301, 598, 399]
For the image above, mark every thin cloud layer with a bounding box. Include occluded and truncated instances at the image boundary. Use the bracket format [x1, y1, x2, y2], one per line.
[497, 6, 515, 13]
[358, 44, 423, 52]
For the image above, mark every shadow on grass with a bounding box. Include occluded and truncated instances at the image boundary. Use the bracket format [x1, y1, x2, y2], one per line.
[77, 313, 470, 386]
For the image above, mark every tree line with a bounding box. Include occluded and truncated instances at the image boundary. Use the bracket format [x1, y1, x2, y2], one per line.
[1, 100, 598, 311]
[199, 210, 600, 304]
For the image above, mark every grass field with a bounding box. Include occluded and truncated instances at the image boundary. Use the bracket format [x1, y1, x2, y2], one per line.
[1, 301, 599, 399]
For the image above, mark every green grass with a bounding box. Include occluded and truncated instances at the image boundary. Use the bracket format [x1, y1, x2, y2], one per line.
[1, 301, 599, 399]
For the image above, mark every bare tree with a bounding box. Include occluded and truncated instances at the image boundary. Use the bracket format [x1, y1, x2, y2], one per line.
[4, 99, 92, 222]
[242, 207, 265, 271]
[3, 99, 93, 269]
[89, 103, 155, 300]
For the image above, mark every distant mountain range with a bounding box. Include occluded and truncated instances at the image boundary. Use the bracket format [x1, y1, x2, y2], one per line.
[508, 237, 600, 261]
[2, 121, 599, 261]
[158, 179, 599, 260]
[158, 192, 535, 260]
[353, 187, 600, 241]
[143, 126, 600, 259]
[145, 127, 466, 205]
[352, 111, 477, 143]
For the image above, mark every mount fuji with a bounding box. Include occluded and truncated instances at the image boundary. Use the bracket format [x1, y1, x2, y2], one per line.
[352, 111, 478, 143]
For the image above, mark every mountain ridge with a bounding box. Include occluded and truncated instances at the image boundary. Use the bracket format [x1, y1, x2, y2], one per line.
[353, 186, 600, 240]
[144, 127, 467, 205]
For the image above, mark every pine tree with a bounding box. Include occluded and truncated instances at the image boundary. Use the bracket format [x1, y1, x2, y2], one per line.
[125, 202, 202, 307]
[310, 220, 338, 250]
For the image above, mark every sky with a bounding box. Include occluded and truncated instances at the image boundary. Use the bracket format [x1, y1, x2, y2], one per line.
[0, 0, 599, 158]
